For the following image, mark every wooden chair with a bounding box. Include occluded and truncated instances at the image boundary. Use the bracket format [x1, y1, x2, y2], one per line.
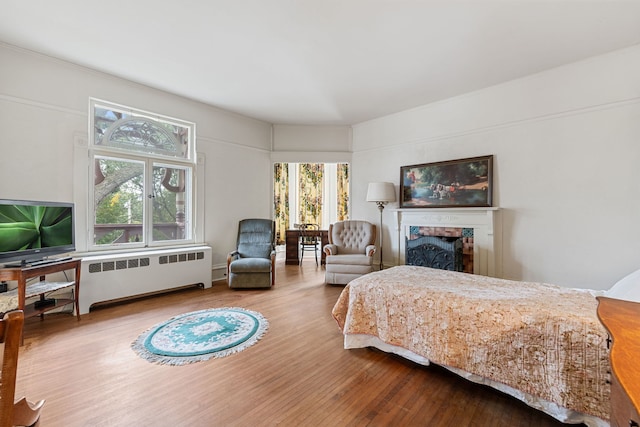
[297, 223, 320, 265]
[0, 310, 45, 427]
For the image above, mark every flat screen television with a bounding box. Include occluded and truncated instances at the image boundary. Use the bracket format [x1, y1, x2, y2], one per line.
[0, 199, 75, 266]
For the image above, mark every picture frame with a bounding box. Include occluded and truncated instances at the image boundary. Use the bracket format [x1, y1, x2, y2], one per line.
[400, 155, 493, 208]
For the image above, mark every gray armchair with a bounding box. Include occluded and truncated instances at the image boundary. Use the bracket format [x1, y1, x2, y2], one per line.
[227, 219, 276, 289]
[323, 220, 377, 285]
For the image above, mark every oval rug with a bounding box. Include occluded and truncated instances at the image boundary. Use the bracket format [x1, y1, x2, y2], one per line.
[131, 307, 268, 365]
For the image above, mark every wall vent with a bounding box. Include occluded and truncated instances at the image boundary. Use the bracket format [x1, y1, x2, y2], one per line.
[88, 252, 204, 270]
[88, 257, 150, 274]
[159, 251, 205, 265]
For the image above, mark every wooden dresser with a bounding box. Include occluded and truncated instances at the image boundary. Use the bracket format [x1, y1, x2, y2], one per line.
[597, 296, 640, 427]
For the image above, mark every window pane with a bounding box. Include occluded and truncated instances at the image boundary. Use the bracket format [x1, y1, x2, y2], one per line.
[151, 164, 192, 242]
[93, 105, 191, 160]
[94, 157, 145, 246]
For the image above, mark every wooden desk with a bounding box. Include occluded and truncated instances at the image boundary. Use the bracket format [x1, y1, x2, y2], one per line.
[285, 229, 328, 265]
[597, 296, 640, 427]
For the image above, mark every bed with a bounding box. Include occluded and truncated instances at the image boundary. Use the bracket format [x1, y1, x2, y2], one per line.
[331, 265, 612, 427]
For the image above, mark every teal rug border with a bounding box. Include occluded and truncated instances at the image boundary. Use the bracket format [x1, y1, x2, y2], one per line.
[131, 307, 268, 366]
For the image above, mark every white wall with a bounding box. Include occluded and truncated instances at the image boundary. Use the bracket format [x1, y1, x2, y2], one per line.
[271, 124, 352, 163]
[4, 39, 639, 290]
[351, 44, 640, 290]
[273, 124, 351, 152]
[0, 43, 273, 277]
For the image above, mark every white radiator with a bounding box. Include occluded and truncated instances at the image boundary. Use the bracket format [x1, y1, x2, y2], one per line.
[79, 245, 212, 314]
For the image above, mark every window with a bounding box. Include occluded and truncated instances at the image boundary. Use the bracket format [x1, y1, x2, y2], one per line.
[273, 162, 349, 244]
[90, 99, 195, 249]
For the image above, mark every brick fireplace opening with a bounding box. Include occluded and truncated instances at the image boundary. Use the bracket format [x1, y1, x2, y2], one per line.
[406, 226, 474, 273]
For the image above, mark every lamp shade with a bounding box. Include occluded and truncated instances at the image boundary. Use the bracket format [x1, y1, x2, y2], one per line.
[366, 182, 396, 203]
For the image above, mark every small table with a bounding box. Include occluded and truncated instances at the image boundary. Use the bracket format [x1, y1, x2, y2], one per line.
[0, 258, 81, 321]
[285, 229, 329, 265]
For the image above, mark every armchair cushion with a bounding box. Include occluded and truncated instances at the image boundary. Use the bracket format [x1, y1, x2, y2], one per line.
[325, 254, 373, 266]
[229, 256, 274, 274]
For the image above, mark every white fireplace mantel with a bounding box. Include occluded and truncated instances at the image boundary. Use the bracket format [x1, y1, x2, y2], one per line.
[392, 207, 501, 277]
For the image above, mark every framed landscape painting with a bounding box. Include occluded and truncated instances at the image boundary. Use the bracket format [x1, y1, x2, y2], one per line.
[400, 155, 493, 208]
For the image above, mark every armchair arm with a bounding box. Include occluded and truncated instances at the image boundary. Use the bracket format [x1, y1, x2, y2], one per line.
[323, 244, 338, 256]
[270, 250, 276, 287]
[365, 245, 377, 257]
[227, 250, 239, 275]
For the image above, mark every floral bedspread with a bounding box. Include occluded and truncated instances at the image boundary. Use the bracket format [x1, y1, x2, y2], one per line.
[332, 265, 610, 420]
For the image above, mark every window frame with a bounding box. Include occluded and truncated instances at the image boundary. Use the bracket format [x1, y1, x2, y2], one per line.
[88, 98, 197, 251]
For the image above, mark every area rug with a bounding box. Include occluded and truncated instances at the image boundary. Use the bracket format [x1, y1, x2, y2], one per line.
[131, 307, 268, 365]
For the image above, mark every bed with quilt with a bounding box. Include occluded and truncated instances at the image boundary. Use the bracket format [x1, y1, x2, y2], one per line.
[331, 265, 611, 427]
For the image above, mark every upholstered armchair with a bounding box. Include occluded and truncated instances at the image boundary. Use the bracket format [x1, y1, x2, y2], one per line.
[227, 219, 276, 289]
[323, 220, 377, 285]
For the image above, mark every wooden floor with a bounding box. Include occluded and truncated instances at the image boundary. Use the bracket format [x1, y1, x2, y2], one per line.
[15, 259, 584, 427]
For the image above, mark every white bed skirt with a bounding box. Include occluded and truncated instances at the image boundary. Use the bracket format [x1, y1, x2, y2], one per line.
[344, 334, 609, 427]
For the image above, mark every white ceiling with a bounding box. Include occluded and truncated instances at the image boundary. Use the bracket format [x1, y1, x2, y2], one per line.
[1, 1, 640, 125]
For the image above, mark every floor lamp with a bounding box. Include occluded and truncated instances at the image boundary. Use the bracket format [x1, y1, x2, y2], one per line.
[366, 182, 396, 270]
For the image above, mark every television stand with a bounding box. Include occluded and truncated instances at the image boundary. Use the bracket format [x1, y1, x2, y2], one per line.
[0, 258, 81, 343]
[28, 257, 73, 267]
[5, 257, 73, 268]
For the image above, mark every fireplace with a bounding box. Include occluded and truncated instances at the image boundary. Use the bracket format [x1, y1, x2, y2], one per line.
[405, 227, 471, 272]
[405, 235, 463, 271]
[393, 208, 500, 276]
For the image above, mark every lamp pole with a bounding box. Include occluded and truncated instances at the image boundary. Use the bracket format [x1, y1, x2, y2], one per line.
[376, 201, 386, 271]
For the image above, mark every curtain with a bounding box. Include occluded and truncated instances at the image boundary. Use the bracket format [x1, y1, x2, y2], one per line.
[337, 163, 349, 221]
[273, 163, 289, 245]
[298, 163, 323, 227]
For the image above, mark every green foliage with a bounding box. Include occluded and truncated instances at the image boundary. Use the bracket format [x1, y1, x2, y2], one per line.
[0, 205, 72, 251]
